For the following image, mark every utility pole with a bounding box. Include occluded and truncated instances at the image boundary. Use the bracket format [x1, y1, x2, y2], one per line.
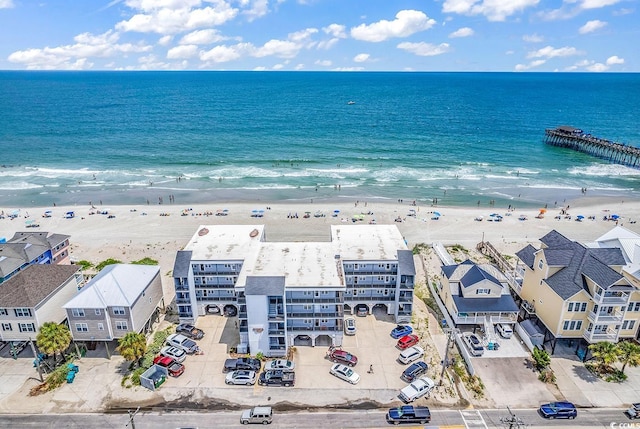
[500, 406, 525, 429]
[126, 407, 140, 429]
[439, 329, 451, 386]
[28, 337, 43, 382]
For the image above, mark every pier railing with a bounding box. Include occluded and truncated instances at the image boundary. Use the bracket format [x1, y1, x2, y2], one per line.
[544, 126, 640, 168]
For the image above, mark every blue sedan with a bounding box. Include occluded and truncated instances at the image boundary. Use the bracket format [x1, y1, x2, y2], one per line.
[390, 325, 413, 339]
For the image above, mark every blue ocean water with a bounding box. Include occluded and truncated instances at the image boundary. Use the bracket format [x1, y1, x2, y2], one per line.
[1, 71, 639, 208]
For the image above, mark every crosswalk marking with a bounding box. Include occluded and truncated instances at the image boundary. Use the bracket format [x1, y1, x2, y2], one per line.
[459, 409, 488, 429]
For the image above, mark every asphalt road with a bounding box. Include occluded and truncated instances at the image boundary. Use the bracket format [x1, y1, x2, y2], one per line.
[0, 408, 632, 429]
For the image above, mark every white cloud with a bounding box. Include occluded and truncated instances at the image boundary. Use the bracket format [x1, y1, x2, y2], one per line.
[288, 28, 318, 43]
[323, 24, 347, 39]
[200, 43, 250, 63]
[350, 10, 436, 42]
[116, 3, 238, 34]
[294, 63, 304, 70]
[514, 59, 546, 71]
[449, 27, 474, 38]
[158, 35, 173, 45]
[538, 0, 622, 21]
[242, 0, 269, 21]
[8, 30, 152, 69]
[315, 59, 332, 66]
[353, 53, 370, 63]
[606, 55, 624, 65]
[526, 45, 582, 59]
[523, 33, 543, 42]
[167, 44, 199, 59]
[317, 38, 340, 50]
[332, 67, 365, 71]
[443, 0, 539, 22]
[397, 42, 451, 56]
[179, 29, 226, 45]
[0, 0, 15, 8]
[579, 19, 607, 34]
[123, 0, 201, 13]
[586, 62, 608, 71]
[580, 0, 621, 9]
[254, 39, 300, 58]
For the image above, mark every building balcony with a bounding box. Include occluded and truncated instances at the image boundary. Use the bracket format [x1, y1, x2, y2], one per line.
[453, 312, 517, 325]
[176, 298, 191, 304]
[285, 326, 342, 332]
[587, 310, 624, 324]
[583, 329, 618, 343]
[287, 311, 344, 318]
[268, 313, 285, 320]
[268, 329, 285, 335]
[287, 298, 343, 303]
[175, 284, 189, 291]
[521, 300, 536, 314]
[593, 292, 629, 306]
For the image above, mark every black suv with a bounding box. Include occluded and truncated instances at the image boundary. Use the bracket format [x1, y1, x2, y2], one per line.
[386, 406, 431, 424]
[401, 361, 428, 383]
[539, 402, 577, 419]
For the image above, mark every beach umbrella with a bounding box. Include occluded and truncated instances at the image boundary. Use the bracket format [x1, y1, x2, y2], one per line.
[433, 211, 441, 217]
[576, 215, 585, 219]
[611, 214, 620, 219]
[334, 209, 340, 213]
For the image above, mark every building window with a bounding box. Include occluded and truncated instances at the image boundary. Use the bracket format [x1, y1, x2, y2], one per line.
[113, 307, 125, 315]
[476, 288, 491, 295]
[623, 320, 636, 330]
[1, 323, 12, 331]
[97, 323, 104, 331]
[18, 323, 35, 332]
[568, 302, 574, 311]
[538, 260, 543, 269]
[75, 323, 89, 332]
[0, 309, 7, 316]
[72, 309, 85, 317]
[14, 308, 32, 317]
[95, 309, 101, 315]
[628, 302, 640, 312]
[580, 302, 587, 312]
[303, 305, 312, 310]
[115, 321, 128, 330]
[562, 320, 583, 330]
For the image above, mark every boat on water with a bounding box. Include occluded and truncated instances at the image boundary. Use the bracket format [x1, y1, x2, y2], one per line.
[347, 101, 355, 105]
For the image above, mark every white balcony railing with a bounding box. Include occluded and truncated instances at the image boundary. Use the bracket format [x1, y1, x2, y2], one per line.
[583, 329, 618, 343]
[587, 310, 624, 324]
[593, 292, 629, 305]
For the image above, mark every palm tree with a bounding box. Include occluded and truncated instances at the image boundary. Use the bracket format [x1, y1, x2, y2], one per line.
[116, 332, 147, 367]
[617, 341, 640, 374]
[36, 322, 72, 362]
[588, 341, 619, 371]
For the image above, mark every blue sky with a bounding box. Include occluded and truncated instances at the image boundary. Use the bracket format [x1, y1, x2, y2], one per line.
[0, 0, 636, 71]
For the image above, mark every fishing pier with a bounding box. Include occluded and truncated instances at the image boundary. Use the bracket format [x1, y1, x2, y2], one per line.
[544, 126, 640, 168]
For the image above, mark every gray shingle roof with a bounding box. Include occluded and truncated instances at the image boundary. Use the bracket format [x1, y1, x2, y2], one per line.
[460, 265, 502, 289]
[519, 229, 629, 300]
[452, 294, 519, 313]
[173, 250, 192, 278]
[245, 276, 285, 296]
[0, 264, 80, 308]
[397, 250, 415, 276]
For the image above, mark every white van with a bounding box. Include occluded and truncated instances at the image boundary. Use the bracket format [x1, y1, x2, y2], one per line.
[398, 346, 424, 364]
[497, 324, 513, 339]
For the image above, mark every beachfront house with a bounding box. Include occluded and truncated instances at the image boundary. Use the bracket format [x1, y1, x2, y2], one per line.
[438, 259, 519, 329]
[0, 231, 71, 284]
[0, 264, 83, 342]
[515, 229, 640, 355]
[173, 224, 415, 357]
[63, 264, 164, 351]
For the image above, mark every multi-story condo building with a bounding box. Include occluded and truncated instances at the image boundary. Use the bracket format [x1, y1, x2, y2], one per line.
[173, 224, 415, 356]
[515, 229, 639, 354]
[0, 231, 71, 284]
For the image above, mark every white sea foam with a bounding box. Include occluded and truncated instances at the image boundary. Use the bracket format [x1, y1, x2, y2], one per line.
[0, 182, 43, 190]
[568, 163, 640, 177]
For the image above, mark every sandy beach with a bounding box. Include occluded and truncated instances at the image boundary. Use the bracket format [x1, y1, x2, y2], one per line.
[2, 197, 638, 300]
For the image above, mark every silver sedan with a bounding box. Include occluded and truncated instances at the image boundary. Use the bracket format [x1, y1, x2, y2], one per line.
[225, 370, 257, 386]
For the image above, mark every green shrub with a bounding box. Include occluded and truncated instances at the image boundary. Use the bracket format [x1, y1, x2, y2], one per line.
[605, 369, 627, 383]
[538, 369, 556, 384]
[131, 257, 159, 265]
[532, 347, 551, 371]
[76, 260, 94, 270]
[95, 258, 123, 271]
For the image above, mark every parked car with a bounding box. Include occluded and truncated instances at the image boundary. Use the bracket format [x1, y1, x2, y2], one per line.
[265, 359, 295, 371]
[327, 347, 358, 367]
[225, 370, 257, 386]
[176, 323, 205, 340]
[240, 406, 273, 425]
[386, 406, 431, 425]
[390, 325, 413, 339]
[398, 346, 424, 365]
[401, 361, 429, 383]
[160, 346, 187, 363]
[166, 333, 200, 354]
[344, 317, 356, 335]
[399, 376, 435, 403]
[396, 334, 420, 350]
[224, 306, 238, 317]
[153, 355, 185, 377]
[463, 333, 484, 356]
[329, 363, 360, 385]
[538, 401, 577, 419]
[258, 370, 295, 387]
[224, 357, 262, 373]
[355, 304, 368, 317]
[497, 323, 513, 339]
[625, 403, 640, 419]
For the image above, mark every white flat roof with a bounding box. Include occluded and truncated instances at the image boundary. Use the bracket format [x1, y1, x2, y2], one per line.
[184, 225, 265, 261]
[184, 224, 408, 288]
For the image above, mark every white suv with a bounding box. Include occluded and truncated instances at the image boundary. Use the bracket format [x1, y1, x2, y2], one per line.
[398, 346, 424, 364]
[166, 333, 199, 354]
